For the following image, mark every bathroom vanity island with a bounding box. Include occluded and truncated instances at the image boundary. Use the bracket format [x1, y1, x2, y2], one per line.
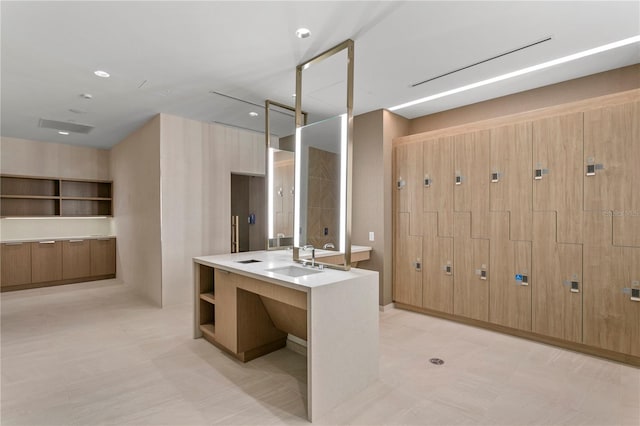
[193, 250, 379, 422]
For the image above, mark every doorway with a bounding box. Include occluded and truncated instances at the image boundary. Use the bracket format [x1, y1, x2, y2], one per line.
[230, 174, 265, 253]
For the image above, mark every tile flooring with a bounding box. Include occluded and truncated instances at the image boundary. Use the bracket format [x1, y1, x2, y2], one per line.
[1, 280, 638, 425]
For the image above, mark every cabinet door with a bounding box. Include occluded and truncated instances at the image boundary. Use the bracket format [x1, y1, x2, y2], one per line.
[454, 130, 491, 239]
[490, 122, 533, 241]
[453, 212, 489, 321]
[532, 112, 584, 243]
[423, 136, 454, 237]
[532, 237, 582, 342]
[393, 212, 422, 306]
[1, 243, 31, 287]
[584, 246, 640, 357]
[214, 269, 237, 352]
[90, 238, 116, 276]
[62, 240, 91, 279]
[422, 236, 454, 314]
[490, 237, 532, 331]
[394, 141, 423, 236]
[31, 241, 62, 283]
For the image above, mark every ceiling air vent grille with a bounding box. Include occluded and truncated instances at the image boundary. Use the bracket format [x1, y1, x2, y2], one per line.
[38, 118, 94, 134]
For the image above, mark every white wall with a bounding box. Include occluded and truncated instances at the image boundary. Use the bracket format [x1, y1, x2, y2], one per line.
[0, 137, 112, 241]
[110, 116, 163, 306]
[159, 114, 265, 306]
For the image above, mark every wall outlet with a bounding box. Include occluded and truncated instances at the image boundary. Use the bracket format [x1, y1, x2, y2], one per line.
[368, 231, 375, 242]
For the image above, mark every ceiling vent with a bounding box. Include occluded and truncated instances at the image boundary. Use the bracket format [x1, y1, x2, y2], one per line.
[38, 118, 94, 134]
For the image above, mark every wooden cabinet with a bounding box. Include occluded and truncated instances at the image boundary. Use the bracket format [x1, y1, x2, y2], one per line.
[90, 238, 116, 276]
[423, 137, 454, 237]
[1, 237, 116, 291]
[31, 241, 63, 283]
[1, 175, 112, 217]
[421, 212, 453, 313]
[394, 141, 423, 236]
[214, 268, 237, 352]
[453, 130, 491, 239]
[532, 112, 584, 243]
[490, 122, 532, 241]
[1, 242, 31, 287]
[62, 240, 91, 279]
[393, 212, 422, 306]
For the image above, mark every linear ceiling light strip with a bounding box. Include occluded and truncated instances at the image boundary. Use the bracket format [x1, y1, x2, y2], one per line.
[412, 37, 552, 87]
[390, 34, 640, 112]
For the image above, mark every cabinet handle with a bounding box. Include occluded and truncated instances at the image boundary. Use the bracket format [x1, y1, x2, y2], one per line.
[69, 239, 84, 243]
[4, 242, 23, 246]
[39, 241, 56, 244]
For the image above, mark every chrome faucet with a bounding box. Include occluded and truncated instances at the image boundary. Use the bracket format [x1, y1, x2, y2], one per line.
[323, 243, 335, 249]
[302, 244, 316, 267]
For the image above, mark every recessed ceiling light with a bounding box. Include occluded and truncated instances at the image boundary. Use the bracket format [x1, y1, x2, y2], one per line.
[389, 34, 640, 112]
[94, 70, 110, 78]
[58, 131, 70, 135]
[295, 28, 311, 39]
[80, 93, 93, 100]
[249, 112, 259, 117]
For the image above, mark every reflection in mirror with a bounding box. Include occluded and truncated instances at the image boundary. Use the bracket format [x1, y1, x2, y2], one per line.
[295, 115, 345, 253]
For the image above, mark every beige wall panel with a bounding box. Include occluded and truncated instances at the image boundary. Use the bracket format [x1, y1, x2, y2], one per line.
[490, 235, 532, 331]
[453, 130, 491, 238]
[532, 242, 582, 343]
[613, 215, 640, 248]
[423, 136, 454, 237]
[422, 212, 453, 314]
[584, 246, 640, 357]
[394, 141, 423, 236]
[584, 101, 640, 212]
[393, 212, 422, 306]
[532, 112, 584, 243]
[453, 236, 489, 321]
[490, 123, 532, 240]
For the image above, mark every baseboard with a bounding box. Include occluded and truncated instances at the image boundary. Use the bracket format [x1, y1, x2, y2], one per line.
[379, 302, 395, 312]
[286, 334, 307, 356]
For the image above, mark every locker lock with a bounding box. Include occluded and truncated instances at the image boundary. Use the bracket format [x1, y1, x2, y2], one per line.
[424, 175, 431, 188]
[564, 280, 580, 293]
[397, 177, 406, 190]
[491, 172, 501, 183]
[455, 174, 463, 185]
[585, 161, 604, 177]
[515, 274, 528, 286]
[413, 259, 422, 272]
[624, 280, 640, 302]
[443, 263, 452, 275]
[475, 267, 487, 280]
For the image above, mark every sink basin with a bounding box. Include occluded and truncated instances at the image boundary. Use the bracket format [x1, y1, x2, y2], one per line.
[266, 265, 323, 278]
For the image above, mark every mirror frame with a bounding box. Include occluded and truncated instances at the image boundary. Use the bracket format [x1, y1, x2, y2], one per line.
[293, 39, 354, 270]
[264, 99, 307, 250]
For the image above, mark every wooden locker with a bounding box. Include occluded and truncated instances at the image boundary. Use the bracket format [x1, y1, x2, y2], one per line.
[490, 122, 533, 241]
[423, 136, 454, 237]
[532, 112, 584, 243]
[532, 239, 582, 343]
[394, 142, 423, 236]
[454, 130, 491, 239]
[584, 101, 640, 213]
[584, 246, 640, 357]
[393, 212, 423, 306]
[422, 212, 453, 313]
[489, 212, 532, 330]
[453, 212, 489, 321]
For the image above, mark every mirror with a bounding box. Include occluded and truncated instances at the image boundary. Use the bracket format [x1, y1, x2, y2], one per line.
[293, 40, 354, 270]
[265, 100, 306, 250]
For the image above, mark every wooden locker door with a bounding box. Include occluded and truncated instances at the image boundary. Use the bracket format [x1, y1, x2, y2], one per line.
[453, 213, 489, 321]
[394, 142, 423, 236]
[62, 240, 91, 280]
[584, 101, 640, 214]
[393, 212, 423, 306]
[422, 212, 453, 313]
[584, 246, 640, 357]
[489, 213, 532, 330]
[90, 238, 116, 276]
[424, 136, 454, 237]
[1, 242, 31, 287]
[532, 112, 584, 243]
[31, 241, 62, 283]
[454, 130, 491, 239]
[490, 122, 532, 241]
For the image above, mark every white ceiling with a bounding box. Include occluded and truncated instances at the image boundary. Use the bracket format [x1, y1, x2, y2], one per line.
[1, 1, 639, 149]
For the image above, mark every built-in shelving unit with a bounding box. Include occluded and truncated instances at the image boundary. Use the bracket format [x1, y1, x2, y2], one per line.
[196, 264, 216, 341]
[0, 174, 112, 217]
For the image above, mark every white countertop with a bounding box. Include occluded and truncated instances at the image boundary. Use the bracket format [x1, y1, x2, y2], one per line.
[194, 249, 377, 292]
[1, 235, 115, 243]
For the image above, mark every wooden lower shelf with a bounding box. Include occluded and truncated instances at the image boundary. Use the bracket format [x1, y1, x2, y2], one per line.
[199, 323, 215, 339]
[199, 293, 215, 304]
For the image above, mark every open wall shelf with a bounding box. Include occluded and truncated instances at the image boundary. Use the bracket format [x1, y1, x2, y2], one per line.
[1, 175, 112, 217]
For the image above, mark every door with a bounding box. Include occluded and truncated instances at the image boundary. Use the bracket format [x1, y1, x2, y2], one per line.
[1, 242, 31, 287]
[394, 141, 423, 236]
[422, 212, 453, 313]
[423, 136, 454, 237]
[31, 241, 62, 283]
[90, 238, 116, 276]
[393, 212, 423, 306]
[62, 239, 91, 279]
[231, 174, 265, 253]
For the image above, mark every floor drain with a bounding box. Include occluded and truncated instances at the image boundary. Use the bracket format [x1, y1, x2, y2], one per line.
[429, 358, 444, 365]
